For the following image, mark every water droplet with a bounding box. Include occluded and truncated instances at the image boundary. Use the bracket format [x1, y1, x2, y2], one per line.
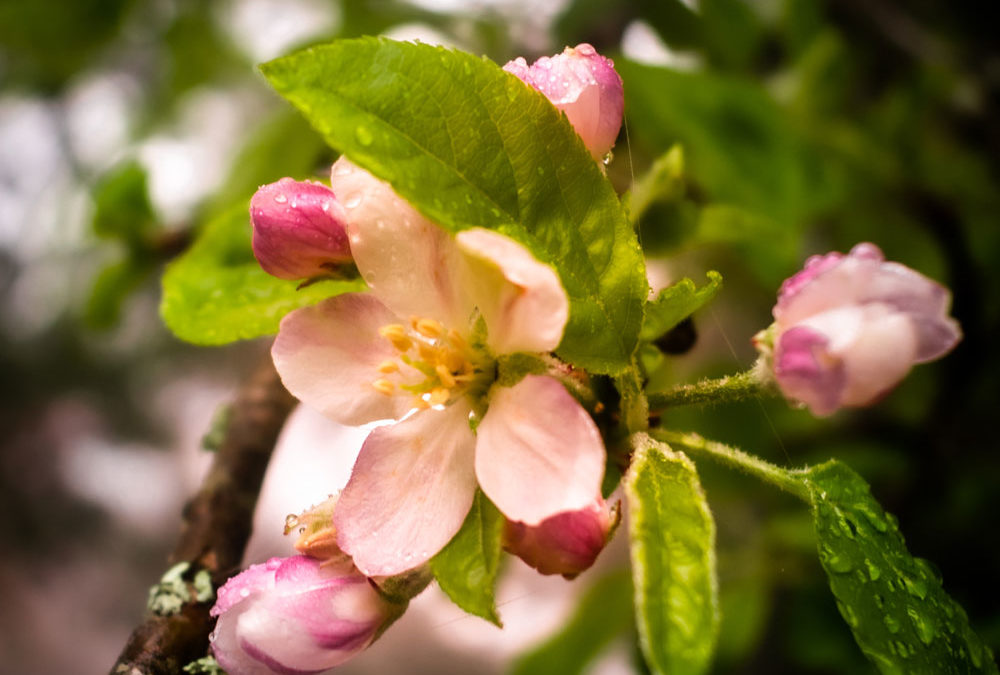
[321, 201, 330, 212]
[825, 552, 855, 574]
[907, 607, 937, 645]
[893, 640, 910, 658]
[865, 559, 881, 581]
[273, 193, 288, 204]
[884, 614, 901, 634]
[837, 601, 859, 628]
[902, 575, 928, 600]
[356, 126, 374, 146]
[285, 514, 299, 530]
[344, 195, 362, 209]
[239, 588, 250, 598]
[603, 150, 614, 166]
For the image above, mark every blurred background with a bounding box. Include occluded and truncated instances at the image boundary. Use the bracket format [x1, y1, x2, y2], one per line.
[1, 0, 998, 672]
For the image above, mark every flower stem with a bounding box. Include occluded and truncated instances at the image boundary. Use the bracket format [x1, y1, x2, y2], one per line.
[651, 428, 810, 502]
[647, 369, 770, 410]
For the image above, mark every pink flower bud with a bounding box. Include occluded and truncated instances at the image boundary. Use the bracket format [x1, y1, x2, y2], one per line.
[250, 178, 352, 280]
[504, 499, 618, 579]
[210, 555, 402, 674]
[765, 242, 962, 416]
[504, 44, 624, 161]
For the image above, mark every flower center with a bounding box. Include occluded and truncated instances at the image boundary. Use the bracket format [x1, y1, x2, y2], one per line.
[371, 317, 493, 410]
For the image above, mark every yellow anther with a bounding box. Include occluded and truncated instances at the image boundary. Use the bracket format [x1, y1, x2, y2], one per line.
[435, 364, 456, 388]
[377, 360, 399, 374]
[428, 387, 451, 406]
[414, 317, 444, 339]
[413, 397, 430, 410]
[417, 343, 438, 363]
[379, 324, 412, 352]
[372, 378, 395, 396]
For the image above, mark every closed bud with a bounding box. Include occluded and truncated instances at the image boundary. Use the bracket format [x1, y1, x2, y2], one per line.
[504, 499, 618, 579]
[250, 178, 352, 280]
[210, 555, 404, 674]
[760, 242, 961, 416]
[504, 44, 624, 161]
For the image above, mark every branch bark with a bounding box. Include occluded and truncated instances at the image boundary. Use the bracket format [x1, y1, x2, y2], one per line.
[111, 358, 296, 675]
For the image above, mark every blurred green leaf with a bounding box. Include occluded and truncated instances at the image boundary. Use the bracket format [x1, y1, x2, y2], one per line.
[626, 144, 686, 224]
[430, 491, 504, 627]
[626, 433, 719, 675]
[511, 569, 634, 675]
[642, 271, 722, 341]
[92, 161, 156, 246]
[260, 37, 646, 375]
[84, 258, 151, 329]
[160, 206, 363, 344]
[803, 460, 998, 674]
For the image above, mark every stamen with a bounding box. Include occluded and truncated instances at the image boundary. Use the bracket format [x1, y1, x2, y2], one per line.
[372, 379, 395, 396]
[414, 317, 444, 339]
[428, 387, 451, 406]
[379, 324, 412, 352]
[435, 364, 456, 388]
[378, 360, 400, 374]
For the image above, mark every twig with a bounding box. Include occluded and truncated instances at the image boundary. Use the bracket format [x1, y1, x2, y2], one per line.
[111, 358, 296, 675]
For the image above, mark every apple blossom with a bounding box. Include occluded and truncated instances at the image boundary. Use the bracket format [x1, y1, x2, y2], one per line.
[504, 499, 618, 579]
[761, 242, 961, 416]
[271, 158, 607, 577]
[209, 555, 403, 675]
[504, 44, 624, 161]
[250, 178, 352, 280]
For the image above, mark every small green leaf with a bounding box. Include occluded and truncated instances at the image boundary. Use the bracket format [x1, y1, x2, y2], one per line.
[160, 205, 363, 344]
[260, 37, 646, 374]
[625, 433, 719, 675]
[430, 490, 504, 627]
[615, 361, 649, 435]
[85, 257, 151, 329]
[803, 460, 997, 674]
[511, 569, 634, 675]
[625, 144, 686, 224]
[92, 161, 156, 246]
[642, 271, 722, 341]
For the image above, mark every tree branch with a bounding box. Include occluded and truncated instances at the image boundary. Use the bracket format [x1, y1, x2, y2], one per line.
[111, 358, 296, 675]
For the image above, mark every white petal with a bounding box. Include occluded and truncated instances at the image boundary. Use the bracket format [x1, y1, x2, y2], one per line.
[335, 403, 478, 577]
[272, 293, 414, 426]
[475, 375, 604, 525]
[456, 228, 568, 355]
[330, 157, 470, 327]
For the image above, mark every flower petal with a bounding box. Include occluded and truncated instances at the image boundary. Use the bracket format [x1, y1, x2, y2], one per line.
[330, 158, 470, 327]
[774, 325, 846, 417]
[335, 403, 478, 577]
[475, 375, 604, 525]
[272, 293, 415, 425]
[456, 228, 568, 354]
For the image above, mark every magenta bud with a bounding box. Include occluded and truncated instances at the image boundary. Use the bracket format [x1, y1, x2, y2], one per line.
[504, 499, 617, 579]
[210, 555, 403, 674]
[504, 44, 624, 161]
[250, 178, 352, 280]
[765, 242, 962, 416]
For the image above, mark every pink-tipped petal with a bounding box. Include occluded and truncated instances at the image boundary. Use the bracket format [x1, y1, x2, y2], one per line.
[504, 498, 615, 578]
[330, 157, 470, 327]
[475, 375, 604, 525]
[503, 44, 623, 160]
[774, 325, 846, 417]
[335, 404, 478, 577]
[272, 293, 416, 426]
[455, 228, 568, 354]
[250, 178, 352, 280]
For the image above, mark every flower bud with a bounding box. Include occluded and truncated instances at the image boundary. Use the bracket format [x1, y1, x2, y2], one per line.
[761, 242, 961, 416]
[210, 555, 403, 674]
[504, 499, 618, 579]
[250, 178, 352, 280]
[504, 44, 624, 161]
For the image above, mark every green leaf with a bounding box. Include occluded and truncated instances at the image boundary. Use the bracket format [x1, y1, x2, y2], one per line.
[625, 433, 719, 675]
[615, 360, 649, 435]
[429, 490, 504, 627]
[260, 37, 646, 375]
[160, 206, 363, 344]
[642, 271, 722, 341]
[511, 569, 634, 675]
[92, 161, 156, 246]
[85, 258, 151, 329]
[625, 144, 686, 224]
[803, 460, 997, 674]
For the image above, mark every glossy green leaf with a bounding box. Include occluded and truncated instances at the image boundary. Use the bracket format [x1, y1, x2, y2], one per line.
[511, 569, 633, 675]
[160, 206, 363, 344]
[429, 490, 504, 627]
[626, 433, 719, 675]
[260, 37, 646, 374]
[803, 460, 997, 674]
[641, 271, 722, 341]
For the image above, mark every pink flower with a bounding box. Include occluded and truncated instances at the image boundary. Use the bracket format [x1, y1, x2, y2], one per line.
[209, 555, 401, 675]
[250, 178, 352, 280]
[504, 44, 624, 161]
[271, 158, 606, 577]
[765, 242, 961, 416]
[504, 499, 618, 579]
